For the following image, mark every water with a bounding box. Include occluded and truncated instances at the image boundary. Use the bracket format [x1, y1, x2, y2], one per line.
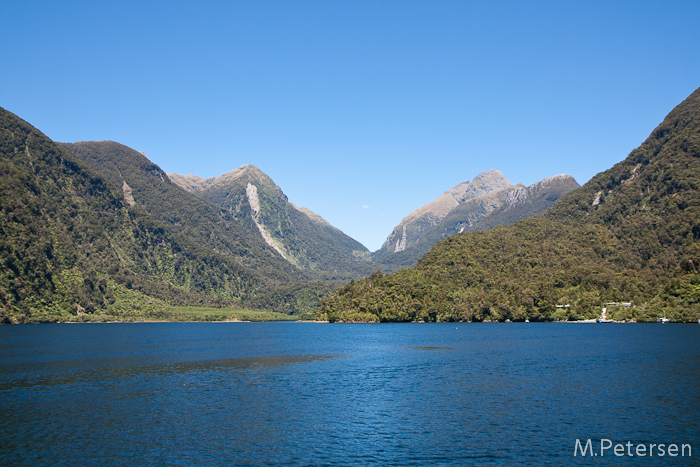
[1, 322, 698, 466]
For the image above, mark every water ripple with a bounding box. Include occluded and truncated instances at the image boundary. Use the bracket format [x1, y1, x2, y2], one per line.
[0, 353, 338, 390]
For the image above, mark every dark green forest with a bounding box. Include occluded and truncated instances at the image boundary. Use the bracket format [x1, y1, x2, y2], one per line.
[316, 87, 700, 323]
[0, 108, 329, 323]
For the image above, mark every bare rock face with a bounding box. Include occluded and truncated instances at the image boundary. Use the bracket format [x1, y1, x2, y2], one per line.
[245, 182, 289, 260]
[375, 170, 514, 259]
[122, 181, 136, 206]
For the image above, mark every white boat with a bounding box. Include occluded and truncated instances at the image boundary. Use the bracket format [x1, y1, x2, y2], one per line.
[658, 317, 670, 324]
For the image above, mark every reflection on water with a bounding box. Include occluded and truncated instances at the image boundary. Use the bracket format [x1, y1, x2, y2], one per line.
[403, 345, 455, 351]
[0, 322, 698, 466]
[0, 353, 337, 390]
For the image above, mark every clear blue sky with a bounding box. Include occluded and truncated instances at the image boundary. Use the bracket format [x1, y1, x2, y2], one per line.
[2, 0, 699, 251]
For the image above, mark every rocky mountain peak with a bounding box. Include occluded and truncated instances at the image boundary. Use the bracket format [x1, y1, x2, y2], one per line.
[169, 164, 280, 195]
[531, 174, 576, 189]
[446, 169, 511, 203]
[399, 170, 512, 228]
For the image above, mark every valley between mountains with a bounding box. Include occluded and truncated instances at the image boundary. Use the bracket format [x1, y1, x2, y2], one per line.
[1, 87, 699, 323]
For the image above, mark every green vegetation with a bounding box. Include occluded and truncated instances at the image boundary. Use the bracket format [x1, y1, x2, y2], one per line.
[244, 280, 338, 315]
[2, 304, 298, 323]
[165, 306, 298, 322]
[317, 87, 700, 323]
[0, 108, 306, 323]
[61, 142, 302, 279]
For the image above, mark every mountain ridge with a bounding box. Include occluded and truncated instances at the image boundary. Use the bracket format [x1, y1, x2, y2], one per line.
[171, 164, 577, 273]
[399, 169, 513, 228]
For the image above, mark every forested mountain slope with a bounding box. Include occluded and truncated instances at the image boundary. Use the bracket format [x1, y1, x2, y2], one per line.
[0, 108, 313, 323]
[317, 87, 700, 323]
[61, 142, 299, 278]
[170, 165, 374, 279]
[61, 141, 340, 315]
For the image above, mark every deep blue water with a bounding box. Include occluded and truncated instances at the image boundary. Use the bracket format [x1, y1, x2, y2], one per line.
[1, 322, 698, 466]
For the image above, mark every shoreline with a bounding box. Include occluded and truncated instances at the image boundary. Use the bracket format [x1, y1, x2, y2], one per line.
[2, 318, 694, 325]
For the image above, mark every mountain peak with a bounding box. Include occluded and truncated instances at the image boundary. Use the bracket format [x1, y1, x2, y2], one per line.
[529, 174, 577, 191]
[446, 169, 511, 202]
[170, 164, 372, 277]
[401, 169, 512, 227]
[169, 164, 276, 194]
[320, 86, 700, 323]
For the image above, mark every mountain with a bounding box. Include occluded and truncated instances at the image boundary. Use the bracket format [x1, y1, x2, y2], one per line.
[0, 108, 275, 323]
[0, 108, 336, 323]
[317, 87, 700, 323]
[61, 142, 300, 277]
[61, 141, 344, 315]
[170, 165, 578, 276]
[374, 170, 579, 270]
[169, 166, 374, 279]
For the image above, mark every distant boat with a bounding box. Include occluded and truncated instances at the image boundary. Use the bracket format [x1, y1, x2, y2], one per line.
[658, 316, 670, 324]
